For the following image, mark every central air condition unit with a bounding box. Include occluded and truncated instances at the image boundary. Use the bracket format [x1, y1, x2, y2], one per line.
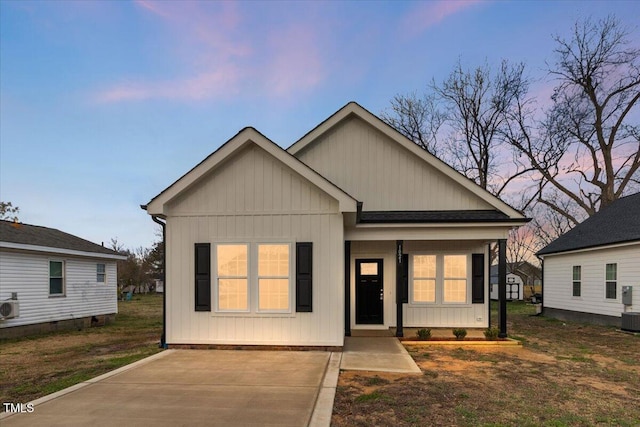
[0, 300, 19, 320]
[621, 312, 640, 332]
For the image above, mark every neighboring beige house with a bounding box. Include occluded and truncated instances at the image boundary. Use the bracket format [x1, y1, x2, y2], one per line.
[143, 102, 528, 348]
[0, 220, 125, 338]
[538, 193, 640, 329]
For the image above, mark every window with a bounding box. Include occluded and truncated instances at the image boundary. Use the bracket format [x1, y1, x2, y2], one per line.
[572, 265, 581, 297]
[216, 244, 248, 311]
[444, 255, 467, 303]
[412, 255, 436, 303]
[97, 264, 106, 283]
[49, 261, 64, 295]
[258, 244, 289, 311]
[214, 242, 293, 313]
[605, 263, 617, 299]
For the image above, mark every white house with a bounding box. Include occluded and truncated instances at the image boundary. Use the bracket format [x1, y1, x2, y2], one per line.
[537, 193, 640, 328]
[0, 220, 125, 338]
[143, 102, 528, 348]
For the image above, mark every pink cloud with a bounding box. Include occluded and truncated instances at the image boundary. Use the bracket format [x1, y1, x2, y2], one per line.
[263, 24, 325, 97]
[94, 1, 326, 103]
[401, 0, 484, 37]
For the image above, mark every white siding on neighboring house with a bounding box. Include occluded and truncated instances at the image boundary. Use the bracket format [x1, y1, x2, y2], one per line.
[543, 244, 640, 317]
[0, 250, 118, 329]
[294, 116, 495, 212]
[164, 143, 345, 346]
[350, 240, 489, 329]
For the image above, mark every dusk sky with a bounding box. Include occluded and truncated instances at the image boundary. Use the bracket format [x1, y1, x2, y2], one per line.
[1, 0, 638, 250]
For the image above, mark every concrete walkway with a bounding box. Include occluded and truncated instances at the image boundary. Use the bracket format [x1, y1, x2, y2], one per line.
[340, 337, 421, 374]
[2, 349, 339, 427]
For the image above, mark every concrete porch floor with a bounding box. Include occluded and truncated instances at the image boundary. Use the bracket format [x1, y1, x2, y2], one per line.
[340, 336, 422, 374]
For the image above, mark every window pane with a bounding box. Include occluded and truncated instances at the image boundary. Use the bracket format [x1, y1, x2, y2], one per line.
[360, 263, 378, 276]
[97, 264, 106, 273]
[572, 266, 581, 281]
[444, 255, 466, 278]
[444, 279, 466, 303]
[606, 281, 617, 299]
[258, 245, 289, 276]
[50, 261, 62, 277]
[218, 279, 248, 310]
[413, 279, 435, 302]
[606, 263, 617, 281]
[573, 281, 581, 297]
[259, 279, 289, 310]
[413, 255, 436, 278]
[97, 273, 106, 283]
[50, 278, 63, 294]
[217, 245, 247, 276]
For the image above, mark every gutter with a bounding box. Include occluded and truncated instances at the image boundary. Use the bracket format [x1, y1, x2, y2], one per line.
[141, 204, 168, 349]
[152, 215, 167, 349]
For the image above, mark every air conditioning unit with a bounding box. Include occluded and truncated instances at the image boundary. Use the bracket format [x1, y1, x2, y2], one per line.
[0, 300, 19, 320]
[621, 312, 640, 332]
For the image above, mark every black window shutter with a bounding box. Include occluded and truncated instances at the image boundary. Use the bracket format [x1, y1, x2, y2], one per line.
[195, 243, 211, 311]
[296, 242, 313, 312]
[472, 253, 485, 304]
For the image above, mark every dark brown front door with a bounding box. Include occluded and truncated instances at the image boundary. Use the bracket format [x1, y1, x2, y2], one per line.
[355, 259, 384, 324]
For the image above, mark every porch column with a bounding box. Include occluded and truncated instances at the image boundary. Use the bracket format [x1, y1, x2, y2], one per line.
[498, 238, 508, 338]
[345, 241, 351, 337]
[395, 240, 404, 337]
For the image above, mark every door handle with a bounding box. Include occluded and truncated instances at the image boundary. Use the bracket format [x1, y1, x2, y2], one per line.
[380, 291, 384, 301]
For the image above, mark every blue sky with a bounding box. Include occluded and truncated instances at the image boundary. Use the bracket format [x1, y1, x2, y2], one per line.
[1, 0, 638, 250]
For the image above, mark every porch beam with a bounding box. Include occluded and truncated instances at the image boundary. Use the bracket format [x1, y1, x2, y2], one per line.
[498, 238, 507, 338]
[395, 240, 404, 337]
[345, 241, 351, 337]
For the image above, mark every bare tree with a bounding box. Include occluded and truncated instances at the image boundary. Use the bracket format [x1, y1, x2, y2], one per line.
[505, 16, 640, 225]
[0, 201, 20, 221]
[383, 60, 535, 200]
[381, 92, 445, 156]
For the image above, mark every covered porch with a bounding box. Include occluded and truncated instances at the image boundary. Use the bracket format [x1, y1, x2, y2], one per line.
[343, 222, 513, 339]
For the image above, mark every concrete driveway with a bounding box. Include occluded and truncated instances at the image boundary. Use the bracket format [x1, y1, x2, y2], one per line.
[2, 350, 339, 427]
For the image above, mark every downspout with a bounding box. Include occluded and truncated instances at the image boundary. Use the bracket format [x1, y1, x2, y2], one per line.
[151, 215, 168, 349]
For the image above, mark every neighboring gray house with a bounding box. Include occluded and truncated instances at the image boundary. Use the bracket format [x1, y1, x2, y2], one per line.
[0, 220, 125, 338]
[537, 193, 640, 327]
[143, 102, 528, 348]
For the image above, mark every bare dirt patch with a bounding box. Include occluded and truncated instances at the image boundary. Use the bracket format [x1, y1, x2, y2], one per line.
[332, 302, 640, 426]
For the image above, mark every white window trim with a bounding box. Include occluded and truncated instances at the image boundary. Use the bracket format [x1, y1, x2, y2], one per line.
[213, 241, 294, 315]
[604, 262, 617, 301]
[572, 265, 581, 298]
[49, 259, 66, 297]
[410, 254, 436, 304]
[409, 253, 470, 306]
[97, 263, 106, 284]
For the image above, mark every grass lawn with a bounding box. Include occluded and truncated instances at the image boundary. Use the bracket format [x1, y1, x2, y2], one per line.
[333, 301, 640, 427]
[0, 294, 163, 406]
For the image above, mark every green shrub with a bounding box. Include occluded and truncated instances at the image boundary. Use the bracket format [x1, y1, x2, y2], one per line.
[453, 328, 467, 340]
[484, 327, 499, 340]
[416, 328, 431, 340]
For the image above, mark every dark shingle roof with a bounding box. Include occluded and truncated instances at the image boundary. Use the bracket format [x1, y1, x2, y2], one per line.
[0, 220, 122, 256]
[537, 193, 640, 256]
[358, 210, 522, 224]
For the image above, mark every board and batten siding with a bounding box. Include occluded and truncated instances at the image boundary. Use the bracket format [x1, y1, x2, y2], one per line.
[350, 240, 489, 329]
[164, 143, 345, 346]
[0, 250, 117, 329]
[543, 244, 640, 317]
[293, 116, 495, 212]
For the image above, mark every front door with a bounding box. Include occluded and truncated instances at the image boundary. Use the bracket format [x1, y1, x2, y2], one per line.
[355, 259, 384, 324]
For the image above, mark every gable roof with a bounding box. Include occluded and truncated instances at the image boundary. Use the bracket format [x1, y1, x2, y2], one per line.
[144, 127, 358, 216]
[287, 102, 527, 221]
[0, 220, 124, 259]
[537, 193, 640, 256]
